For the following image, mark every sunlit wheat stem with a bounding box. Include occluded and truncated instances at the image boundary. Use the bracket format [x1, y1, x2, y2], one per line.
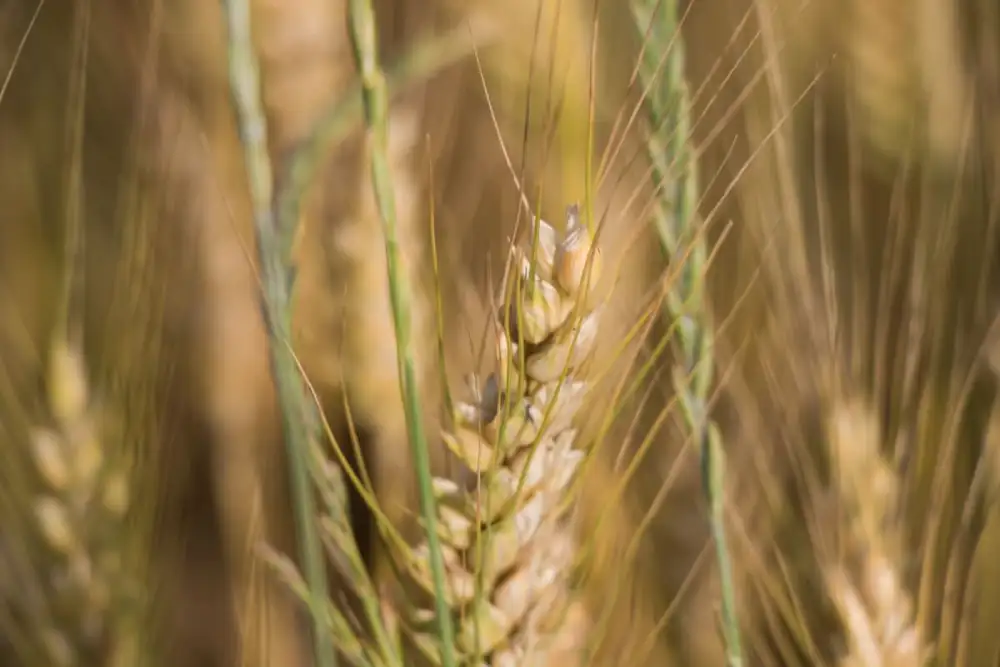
[276, 22, 496, 262]
[345, 0, 459, 665]
[220, 2, 337, 665]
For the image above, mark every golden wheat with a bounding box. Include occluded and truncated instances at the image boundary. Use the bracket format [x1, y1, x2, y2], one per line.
[825, 400, 924, 667]
[22, 336, 137, 667]
[8, 1, 1000, 665]
[390, 205, 602, 666]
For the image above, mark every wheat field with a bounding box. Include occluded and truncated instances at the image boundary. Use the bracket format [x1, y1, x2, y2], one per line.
[1, 0, 999, 665]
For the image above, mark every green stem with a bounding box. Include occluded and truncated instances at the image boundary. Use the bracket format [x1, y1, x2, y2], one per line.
[345, 2, 458, 666]
[631, 0, 744, 664]
[276, 23, 492, 262]
[220, 3, 336, 667]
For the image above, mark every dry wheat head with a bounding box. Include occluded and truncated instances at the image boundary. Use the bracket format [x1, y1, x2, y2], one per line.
[391, 205, 602, 666]
[17, 338, 137, 667]
[826, 400, 924, 667]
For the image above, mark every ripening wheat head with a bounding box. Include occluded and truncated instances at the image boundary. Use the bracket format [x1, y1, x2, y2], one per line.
[391, 205, 603, 666]
[3, 334, 139, 667]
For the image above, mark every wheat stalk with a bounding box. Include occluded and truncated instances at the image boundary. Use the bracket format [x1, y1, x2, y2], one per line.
[630, 0, 742, 663]
[390, 205, 601, 666]
[826, 400, 925, 667]
[220, 1, 343, 664]
[220, 0, 499, 663]
[345, 0, 460, 664]
[260, 443, 405, 667]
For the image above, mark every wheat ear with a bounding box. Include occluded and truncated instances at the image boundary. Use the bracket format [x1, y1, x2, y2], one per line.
[25, 337, 137, 667]
[826, 400, 925, 667]
[391, 205, 600, 666]
[631, 0, 743, 663]
[23, 6, 137, 653]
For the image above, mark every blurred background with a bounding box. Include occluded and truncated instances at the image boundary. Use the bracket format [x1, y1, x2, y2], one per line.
[2, 0, 1000, 665]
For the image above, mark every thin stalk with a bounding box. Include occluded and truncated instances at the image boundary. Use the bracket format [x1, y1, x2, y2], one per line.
[276, 22, 494, 261]
[630, 0, 744, 664]
[345, 2, 458, 666]
[220, 3, 336, 667]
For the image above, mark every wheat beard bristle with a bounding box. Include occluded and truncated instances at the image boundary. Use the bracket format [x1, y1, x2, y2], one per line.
[394, 204, 602, 666]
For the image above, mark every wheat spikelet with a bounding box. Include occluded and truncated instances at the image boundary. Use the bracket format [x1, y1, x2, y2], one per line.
[825, 400, 925, 667]
[17, 337, 138, 667]
[393, 205, 601, 666]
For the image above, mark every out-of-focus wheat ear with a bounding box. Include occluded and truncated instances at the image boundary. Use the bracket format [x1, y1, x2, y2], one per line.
[825, 400, 926, 667]
[25, 336, 141, 666]
[19, 4, 143, 653]
[221, 2, 341, 666]
[630, 0, 743, 664]
[843, 0, 972, 168]
[842, 0, 921, 165]
[392, 206, 602, 666]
